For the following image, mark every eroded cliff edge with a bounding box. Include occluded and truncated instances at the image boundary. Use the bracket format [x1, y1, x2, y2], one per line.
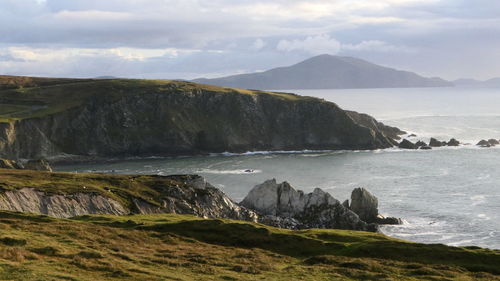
[0, 76, 402, 160]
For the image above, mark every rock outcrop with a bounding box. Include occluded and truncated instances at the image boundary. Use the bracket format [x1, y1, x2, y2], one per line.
[447, 138, 460, 146]
[240, 179, 380, 232]
[24, 159, 52, 172]
[0, 78, 402, 160]
[0, 188, 127, 218]
[350, 188, 378, 223]
[398, 139, 416, 149]
[429, 138, 444, 147]
[0, 158, 23, 169]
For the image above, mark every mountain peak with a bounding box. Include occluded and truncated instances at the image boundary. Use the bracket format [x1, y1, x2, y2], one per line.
[193, 55, 453, 90]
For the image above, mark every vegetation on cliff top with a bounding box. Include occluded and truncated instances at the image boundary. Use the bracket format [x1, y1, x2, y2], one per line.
[0, 75, 312, 123]
[0, 211, 498, 280]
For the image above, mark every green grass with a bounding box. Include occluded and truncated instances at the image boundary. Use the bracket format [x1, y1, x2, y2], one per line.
[0, 76, 312, 123]
[0, 211, 498, 280]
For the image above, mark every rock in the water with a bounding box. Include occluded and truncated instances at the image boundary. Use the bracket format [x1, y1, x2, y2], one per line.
[415, 140, 427, 148]
[477, 140, 491, 147]
[240, 179, 378, 232]
[0, 158, 23, 169]
[420, 146, 432, 150]
[408, 134, 417, 138]
[350, 188, 378, 223]
[488, 139, 499, 146]
[398, 139, 416, 149]
[375, 215, 403, 225]
[447, 138, 460, 146]
[24, 159, 52, 172]
[429, 138, 444, 147]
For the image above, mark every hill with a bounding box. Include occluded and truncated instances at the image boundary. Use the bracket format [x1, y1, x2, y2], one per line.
[0, 76, 402, 160]
[454, 77, 500, 87]
[193, 55, 453, 90]
[0, 211, 499, 280]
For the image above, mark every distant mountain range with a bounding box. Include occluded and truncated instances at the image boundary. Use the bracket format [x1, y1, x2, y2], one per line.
[193, 54, 453, 90]
[453, 78, 500, 88]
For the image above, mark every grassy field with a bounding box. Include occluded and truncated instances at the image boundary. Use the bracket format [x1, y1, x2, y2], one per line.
[0, 211, 499, 280]
[0, 75, 310, 123]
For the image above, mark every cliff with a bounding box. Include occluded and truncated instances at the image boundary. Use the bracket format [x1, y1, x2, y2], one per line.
[193, 54, 453, 90]
[0, 76, 401, 160]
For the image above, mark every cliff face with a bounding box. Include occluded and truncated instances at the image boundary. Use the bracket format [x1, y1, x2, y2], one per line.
[0, 78, 400, 159]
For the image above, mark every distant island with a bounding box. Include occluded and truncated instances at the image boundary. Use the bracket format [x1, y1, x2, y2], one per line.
[453, 77, 500, 87]
[193, 54, 453, 90]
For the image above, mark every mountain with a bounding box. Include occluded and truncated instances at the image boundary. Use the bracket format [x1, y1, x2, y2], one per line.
[454, 77, 500, 87]
[0, 75, 403, 160]
[193, 54, 453, 90]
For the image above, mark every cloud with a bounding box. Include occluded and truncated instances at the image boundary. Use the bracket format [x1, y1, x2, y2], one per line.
[252, 39, 266, 50]
[277, 35, 341, 55]
[341, 40, 414, 53]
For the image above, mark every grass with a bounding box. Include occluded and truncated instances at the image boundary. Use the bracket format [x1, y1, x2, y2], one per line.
[0, 76, 313, 123]
[0, 211, 498, 280]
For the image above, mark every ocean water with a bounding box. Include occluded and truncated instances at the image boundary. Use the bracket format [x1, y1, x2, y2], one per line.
[56, 87, 500, 249]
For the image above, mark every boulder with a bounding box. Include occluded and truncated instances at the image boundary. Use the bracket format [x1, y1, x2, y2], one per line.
[429, 138, 444, 147]
[24, 159, 53, 172]
[240, 179, 378, 232]
[477, 140, 491, 147]
[447, 138, 460, 146]
[398, 139, 416, 149]
[375, 215, 403, 225]
[488, 139, 499, 146]
[415, 140, 427, 148]
[350, 188, 379, 223]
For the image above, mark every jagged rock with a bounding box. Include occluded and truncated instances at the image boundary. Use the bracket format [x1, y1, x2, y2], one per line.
[375, 215, 403, 225]
[429, 138, 444, 147]
[398, 139, 416, 149]
[24, 159, 52, 172]
[447, 138, 460, 146]
[240, 179, 378, 232]
[477, 140, 491, 147]
[350, 188, 379, 223]
[488, 139, 499, 146]
[415, 140, 427, 148]
[342, 200, 350, 209]
[0, 158, 23, 169]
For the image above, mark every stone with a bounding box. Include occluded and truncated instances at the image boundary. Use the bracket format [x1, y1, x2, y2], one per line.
[447, 138, 460, 146]
[429, 138, 444, 147]
[350, 188, 379, 223]
[240, 179, 378, 232]
[477, 140, 491, 147]
[0, 159, 23, 169]
[420, 146, 432, 150]
[24, 159, 52, 172]
[398, 139, 416, 149]
[375, 215, 403, 225]
[488, 139, 499, 146]
[415, 140, 427, 148]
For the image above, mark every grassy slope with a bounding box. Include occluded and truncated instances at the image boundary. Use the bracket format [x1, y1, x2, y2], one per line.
[0, 76, 310, 123]
[0, 212, 499, 281]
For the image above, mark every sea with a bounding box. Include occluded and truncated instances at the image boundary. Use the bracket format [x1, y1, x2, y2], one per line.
[55, 87, 500, 249]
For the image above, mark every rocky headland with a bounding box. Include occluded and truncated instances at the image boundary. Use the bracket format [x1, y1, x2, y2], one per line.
[0, 76, 403, 161]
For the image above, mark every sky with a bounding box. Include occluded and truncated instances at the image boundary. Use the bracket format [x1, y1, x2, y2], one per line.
[0, 0, 499, 80]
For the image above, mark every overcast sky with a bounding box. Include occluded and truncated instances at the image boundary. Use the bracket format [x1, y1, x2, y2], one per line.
[1, 0, 499, 80]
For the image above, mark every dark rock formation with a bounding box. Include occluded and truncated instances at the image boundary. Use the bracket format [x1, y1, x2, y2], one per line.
[350, 188, 378, 223]
[447, 138, 460, 146]
[429, 138, 444, 147]
[346, 111, 405, 141]
[398, 139, 416, 149]
[488, 139, 499, 146]
[477, 140, 491, 147]
[349, 188, 402, 225]
[240, 179, 378, 232]
[415, 140, 427, 148]
[420, 146, 432, 150]
[24, 159, 52, 172]
[0, 78, 401, 160]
